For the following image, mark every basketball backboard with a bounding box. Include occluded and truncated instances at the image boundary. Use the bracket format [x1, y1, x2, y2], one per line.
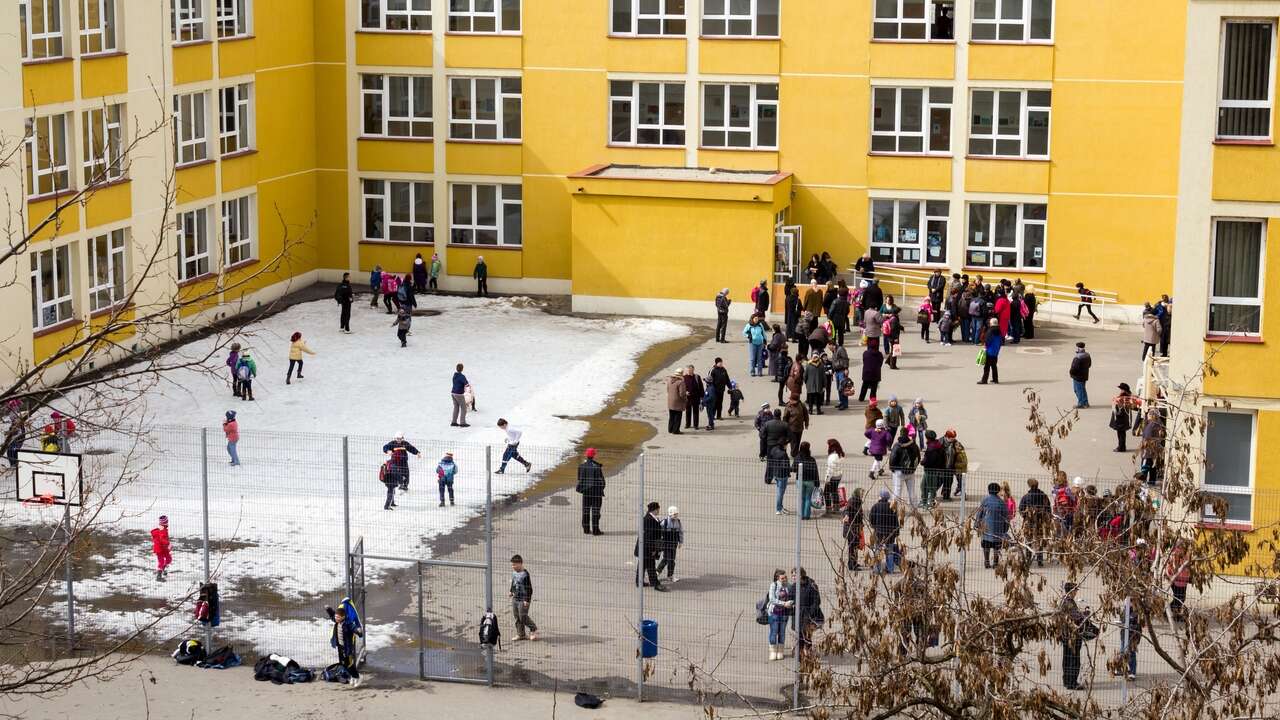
[15, 449, 83, 506]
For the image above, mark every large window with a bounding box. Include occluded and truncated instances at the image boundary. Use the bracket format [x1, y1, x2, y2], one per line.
[19, 0, 64, 59]
[610, 81, 685, 146]
[449, 77, 521, 141]
[24, 113, 71, 198]
[216, 0, 250, 38]
[969, 89, 1050, 159]
[177, 207, 211, 280]
[174, 91, 209, 165]
[221, 194, 255, 266]
[87, 229, 127, 312]
[702, 83, 778, 149]
[172, 0, 205, 42]
[966, 202, 1045, 269]
[363, 179, 434, 243]
[971, 0, 1052, 42]
[361, 0, 431, 30]
[362, 75, 433, 139]
[873, 0, 955, 41]
[79, 0, 118, 54]
[702, 0, 777, 37]
[612, 0, 685, 36]
[30, 245, 74, 330]
[1209, 219, 1265, 335]
[448, 0, 519, 33]
[872, 86, 951, 154]
[219, 83, 253, 155]
[1203, 410, 1255, 524]
[83, 104, 125, 185]
[450, 183, 521, 246]
[1218, 20, 1275, 140]
[870, 199, 948, 265]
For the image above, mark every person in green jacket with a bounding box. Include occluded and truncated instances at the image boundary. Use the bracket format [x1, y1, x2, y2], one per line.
[473, 256, 488, 297]
[429, 252, 442, 291]
[235, 351, 257, 401]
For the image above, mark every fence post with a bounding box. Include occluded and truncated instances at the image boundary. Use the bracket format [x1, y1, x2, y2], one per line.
[418, 561, 426, 681]
[1121, 597, 1130, 704]
[64, 502, 74, 650]
[201, 427, 212, 651]
[484, 444, 494, 687]
[636, 452, 645, 702]
[342, 436, 351, 599]
[958, 477, 968, 591]
[792, 481, 802, 710]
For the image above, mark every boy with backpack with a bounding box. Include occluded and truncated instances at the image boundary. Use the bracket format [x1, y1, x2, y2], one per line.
[509, 554, 538, 641]
[235, 351, 257, 401]
[436, 451, 458, 507]
[326, 603, 363, 687]
[728, 381, 744, 417]
[151, 515, 171, 581]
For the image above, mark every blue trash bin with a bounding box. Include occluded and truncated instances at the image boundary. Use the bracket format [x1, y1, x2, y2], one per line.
[640, 619, 658, 658]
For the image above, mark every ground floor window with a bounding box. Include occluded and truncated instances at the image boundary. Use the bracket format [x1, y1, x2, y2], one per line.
[363, 179, 434, 243]
[450, 183, 521, 246]
[966, 202, 1045, 270]
[870, 198, 949, 265]
[1202, 409, 1255, 524]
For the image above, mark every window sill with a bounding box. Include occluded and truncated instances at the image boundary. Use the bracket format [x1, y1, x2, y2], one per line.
[358, 135, 434, 144]
[176, 158, 216, 171]
[1196, 520, 1252, 532]
[698, 145, 779, 153]
[965, 155, 1050, 163]
[81, 50, 128, 61]
[446, 138, 522, 145]
[606, 33, 686, 40]
[221, 148, 259, 161]
[85, 177, 131, 192]
[177, 272, 217, 288]
[446, 243, 522, 252]
[225, 258, 260, 273]
[21, 55, 73, 67]
[1213, 138, 1274, 147]
[356, 28, 433, 36]
[33, 317, 81, 338]
[444, 31, 522, 38]
[606, 143, 685, 150]
[360, 239, 436, 246]
[89, 301, 133, 320]
[699, 35, 781, 41]
[873, 261, 952, 271]
[172, 39, 214, 48]
[868, 151, 954, 159]
[217, 34, 255, 44]
[1204, 334, 1263, 344]
[962, 265, 1046, 275]
[869, 39, 956, 45]
[27, 188, 78, 204]
[968, 39, 1054, 46]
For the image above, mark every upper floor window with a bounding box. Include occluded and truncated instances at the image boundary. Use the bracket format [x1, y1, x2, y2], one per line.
[87, 229, 128, 313]
[702, 82, 777, 150]
[971, 0, 1052, 43]
[872, 86, 951, 154]
[177, 207, 211, 280]
[216, 0, 251, 38]
[1218, 20, 1275, 141]
[19, 0, 64, 60]
[24, 113, 71, 198]
[1202, 410, 1256, 525]
[219, 83, 254, 155]
[969, 88, 1050, 159]
[449, 77, 521, 141]
[612, 0, 685, 36]
[79, 0, 118, 54]
[31, 245, 74, 330]
[83, 104, 125, 185]
[362, 179, 434, 243]
[222, 194, 256, 266]
[871, 198, 949, 265]
[610, 80, 685, 147]
[172, 0, 205, 42]
[450, 183, 521, 246]
[361, 0, 431, 31]
[873, 0, 954, 41]
[702, 0, 778, 37]
[1209, 219, 1265, 336]
[174, 91, 209, 165]
[966, 202, 1045, 269]
[362, 75, 433, 139]
[449, 0, 519, 33]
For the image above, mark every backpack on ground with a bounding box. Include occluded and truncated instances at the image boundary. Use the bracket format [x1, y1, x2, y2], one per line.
[479, 610, 502, 650]
[172, 639, 205, 666]
[755, 595, 770, 625]
[574, 692, 604, 709]
[322, 662, 351, 683]
[196, 645, 241, 669]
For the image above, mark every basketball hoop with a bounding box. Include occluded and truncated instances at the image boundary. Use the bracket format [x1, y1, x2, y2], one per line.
[20, 493, 58, 507]
[13, 449, 84, 507]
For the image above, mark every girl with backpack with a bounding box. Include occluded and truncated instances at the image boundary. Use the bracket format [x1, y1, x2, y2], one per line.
[235, 352, 257, 401]
[380, 272, 400, 314]
[765, 569, 793, 661]
[916, 299, 934, 343]
[436, 452, 458, 506]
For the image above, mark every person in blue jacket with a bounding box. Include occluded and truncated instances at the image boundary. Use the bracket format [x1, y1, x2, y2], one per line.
[382, 431, 420, 496]
[369, 265, 383, 308]
[326, 601, 363, 687]
[978, 317, 1004, 385]
[742, 315, 768, 376]
[975, 482, 1010, 569]
[436, 451, 458, 507]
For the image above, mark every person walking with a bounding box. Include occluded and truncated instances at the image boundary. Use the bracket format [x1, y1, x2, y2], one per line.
[223, 411, 240, 466]
[919, 431, 946, 508]
[1110, 383, 1139, 452]
[150, 515, 172, 581]
[1074, 282, 1100, 323]
[655, 507, 683, 582]
[391, 306, 412, 347]
[754, 403, 773, 460]
[334, 273, 354, 333]
[1060, 583, 1089, 690]
[412, 253, 428, 292]
[429, 252, 442, 291]
[830, 341, 850, 411]
[743, 316, 767, 376]
[226, 342, 242, 398]
[976, 482, 1010, 569]
[793, 441, 820, 520]
[327, 603, 364, 687]
[235, 351, 257, 401]
[451, 364, 471, 427]
[783, 395, 809, 456]
[509, 554, 538, 640]
[666, 370, 688, 434]
[977, 318, 1003, 384]
[473, 256, 489, 297]
[842, 488, 865, 570]
[765, 569, 794, 660]
[636, 502, 668, 591]
[435, 451, 457, 506]
[714, 289, 731, 343]
[380, 270, 400, 314]
[883, 308, 902, 370]
[682, 366, 704, 430]
[575, 448, 606, 535]
[495, 419, 533, 474]
[1141, 307, 1161, 360]
[709, 358, 731, 420]
[286, 332, 315, 384]
[941, 429, 967, 501]
[860, 343, 883, 402]
[829, 288, 850, 346]
[1069, 342, 1092, 408]
[823, 439, 845, 515]
[864, 418, 892, 481]
[369, 265, 383, 308]
[804, 354, 825, 415]
[773, 348, 793, 405]
[382, 431, 420, 494]
[868, 490, 900, 573]
[398, 273, 417, 313]
[889, 430, 920, 508]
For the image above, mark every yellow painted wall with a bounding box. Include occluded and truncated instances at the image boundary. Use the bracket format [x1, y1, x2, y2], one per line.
[965, 159, 1050, 195]
[790, 186, 867, 265]
[445, 143, 522, 176]
[778, 76, 866, 186]
[968, 45, 1053, 82]
[219, 37, 257, 78]
[21, 60, 75, 106]
[607, 38, 685, 73]
[447, 247, 522, 279]
[1202, 218, 1280, 399]
[1051, 82, 1181, 196]
[26, 196, 79, 241]
[357, 139, 433, 173]
[173, 43, 213, 85]
[32, 322, 85, 365]
[355, 33, 434, 67]
[359, 244, 437, 276]
[868, 156, 950, 192]
[1213, 145, 1280, 203]
[175, 162, 217, 204]
[80, 54, 127, 98]
[522, 175, 573, 280]
[697, 149, 780, 172]
[700, 39, 779, 76]
[869, 42, 953, 80]
[1043, 195, 1176, 303]
[1054, 0, 1185, 83]
[222, 152, 259, 193]
[445, 35, 522, 69]
[83, 182, 132, 229]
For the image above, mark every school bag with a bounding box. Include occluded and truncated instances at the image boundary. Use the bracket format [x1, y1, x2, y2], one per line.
[322, 662, 351, 683]
[574, 693, 605, 709]
[172, 639, 205, 666]
[755, 594, 770, 625]
[196, 645, 242, 669]
[479, 610, 502, 650]
[881, 318, 893, 336]
[236, 364, 251, 381]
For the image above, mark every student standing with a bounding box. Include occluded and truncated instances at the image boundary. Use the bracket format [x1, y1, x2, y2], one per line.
[1069, 342, 1092, 408]
[369, 265, 383, 308]
[429, 253, 442, 291]
[509, 555, 538, 640]
[226, 343, 242, 398]
[575, 448, 605, 535]
[223, 411, 240, 466]
[765, 569, 793, 660]
[412, 253, 428, 292]
[889, 430, 920, 508]
[714, 289, 731, 343]
[334, 273, 354, 333]
[473, 256, 489, 297]
[977, 318, 1003, 385]
[436, 452, 457, 506]
[655, 507, 683, 583]
[495, 419, 533, 473]
[151, 515, 172, 581]
[793, 441, 820, 520]
[235, 351, 257, 401]
[327, 604, 364, 687]
[451, 364, 471, 427]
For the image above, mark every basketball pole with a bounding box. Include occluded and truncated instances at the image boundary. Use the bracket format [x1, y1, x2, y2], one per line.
[63, 501, 74, 650]
[201, 428, 212, 652]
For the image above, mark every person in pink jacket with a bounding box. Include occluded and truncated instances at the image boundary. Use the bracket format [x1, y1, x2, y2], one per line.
[380, 272, 401, 314]
[223, 410, 240, 466]
[993, 290, 1011, 338]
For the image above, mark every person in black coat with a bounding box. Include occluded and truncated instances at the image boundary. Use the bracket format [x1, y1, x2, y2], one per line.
[788, 568, 823, 659]
[334, 273, 354, 334]
[1018, 478, 1051, 566]
[762, 409, 789, 453]
[709, 359, 731, 420]
[398, 274, 417, 312]
[575, 449, 606, 535]
[860, 344, 884, 401]
[755, 281, 770, 315]
[635, 502, 667, 591]
[382, 433, 419, 498]
[785, 287, 802, 340]
[412, 253, 428, 292]
[829, 292, 850, 346]
[868, 489, 901, 573]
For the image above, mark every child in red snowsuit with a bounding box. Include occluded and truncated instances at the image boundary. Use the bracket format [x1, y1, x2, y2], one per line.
[151, 515, 172, 581]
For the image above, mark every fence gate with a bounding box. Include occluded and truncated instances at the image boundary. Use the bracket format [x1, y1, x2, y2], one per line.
[347, 537, 367, 662]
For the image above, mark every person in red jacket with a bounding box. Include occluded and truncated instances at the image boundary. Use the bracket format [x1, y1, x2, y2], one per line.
[151, 515, 172, 581]
[42, 411, 76, 452]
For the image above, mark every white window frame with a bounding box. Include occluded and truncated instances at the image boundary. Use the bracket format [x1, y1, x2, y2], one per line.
[215, 0, 250, 38]
[1217, 19, 1277, 141]
[701, 82, 778, 150]
[609, 80, 685, 147]
[965, 202, 1046, 270]
[1201, 409, 1257, 526]
[611, 0, 686, 37]
[87, 228, 128, 313]
[362, 179, 435, 243]
[869, 198, 950, 266]
[362, 74, 433, 139]
[172, 0, 205, 42]
[83, 103, 125, 185]
[968, 88, 1050, 160]
[174, 91, 209, 166]
[177, 206, 211, 281]
[449, 76, 521, 141]
[30, 244, 75, 330]
[361, 0, 431, 31]
[448, 0, 520, 34]
[219, 83, 253, 155]
[971, 0, 1053, 43]
[19, 0, 64, 60]
[1208, 218, 1266, 337]
[873, 0, 955, 42]
[221, 194, 256, 267]
[450, 183, 522, 246]
[871, 86, 951, 155]
[24, 113, 72, 198]
[701, 0, 778, 38]
[79, 0, 118, 55]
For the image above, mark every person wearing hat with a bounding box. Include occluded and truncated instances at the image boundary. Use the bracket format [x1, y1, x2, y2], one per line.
[1068, 342, 1092, 409]
[655, 507, 684, 583]
[382, 432, 420, 500]
[867, 489, 900, 573]
[435, 451, 458, 507]
[636, 502, 668, 591]
[977, 317, 1003, 384]
[754, 280, 771, 316]
[234, 351, 257, 401]
[575, 448, 606, 535]
[714, 288, 731, 343]
[754, 403, 774, 460]
[222, 411, 240, 466]
[1059, 582, 1089, 689]
[1110, 383, 1140, 452]
[976, 482, 1010, 569]
[940, 429, 967, 501]
[863, 397, 883, 430]
[666, 369, 689, 434]
[151, 515, 172, 581]
[864, 418, 893, 480]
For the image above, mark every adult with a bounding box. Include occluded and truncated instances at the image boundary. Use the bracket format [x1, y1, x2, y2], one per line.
[862, 302, 883, 353]
[765, 569, 794, 660]
[451, 363, 471, 427]
[802, 281, 824, 317]
[1018, 478, 1052, 566]
[793, 441, 820, 520]
[412, 252, 428, 292]
[381, 431, 420, 504]
[883, 307, 902, 370]
[1059, 583, 1089, 690]
[496, 418, 533, 474]
[889, 430, 920, 508]
[635, 502, 667, 591]
[926, 269, 946, 307]
[709, 358, 731, 420]
[1069, 342, 1092, 409]
[992, 289, 1011, 338]
[1008, 292, 1025, 344]
[1141, 308, 1161, 361]
[473, 256, 489, 297]
[754, 280, 770, 316]
[767, 323, 787, 377]
[860, 340, 883, 403]
[805, 253, 821, 283]
[1156, 295, 1173, 357]
[767, 442, 792, 515]
[1074, 282, 1100, 323]
[785, 353, 803, 403]
[978, 318, 1004, 385]
[1110, 383, 1139, 452]
[429, 252, 442, 291]
[575, 448, 605, 535]
[714, 289, 731, 343]
[941, 429, 967, 500]
[785, 286, 802, 340]
[823, 438, 845, 515]
[783, 395, 809, 456]
[830, 341, 850, 411]
[1137, 409, 1165, 485]
[789, 567, 823, 659]
[1023, 287, 1038, 339]
[666, 370, 688, 435]
[754, 403, 774, 459]
[334, 273, 354, 334]
[743, 316, 768, 376]
[677, 365, 702, 430]
[854, 253, 875, 281]
[818, 252, 837, 284]
[868, 490, 901, 573]
[774, 348, 793, 405]
[803, 355, 826, 415]
[919, 431, 946, 508]
[842, 488, 864, 571]
[655, 507, 683, 583]
[762, 408, 789, 455]
[286, 332, 314, 385]
[976, 482, 1010, 569]
[829, 289, 850, 346]
[860, 279, 884, 320]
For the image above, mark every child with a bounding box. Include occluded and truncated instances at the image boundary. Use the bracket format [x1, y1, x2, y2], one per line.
[655, 507, 684, 582]
[701, 373, 717, 431]
[369, 264, 383, 308]
[235, 351, 256, 401]
[391, 306, 412, 348]
[326, 603, 363, 687]
[917, 299, 933, 343]
[908, 399, 929, 450]
[509, 555, 538, 641]
[223, 411, 240, 466]
[151, 515, 172, 581]
[436, 451, 457, 507]
[728, 381, 744, 417]
[939, 310, 954, 347]
[226, 342, 242, 397]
